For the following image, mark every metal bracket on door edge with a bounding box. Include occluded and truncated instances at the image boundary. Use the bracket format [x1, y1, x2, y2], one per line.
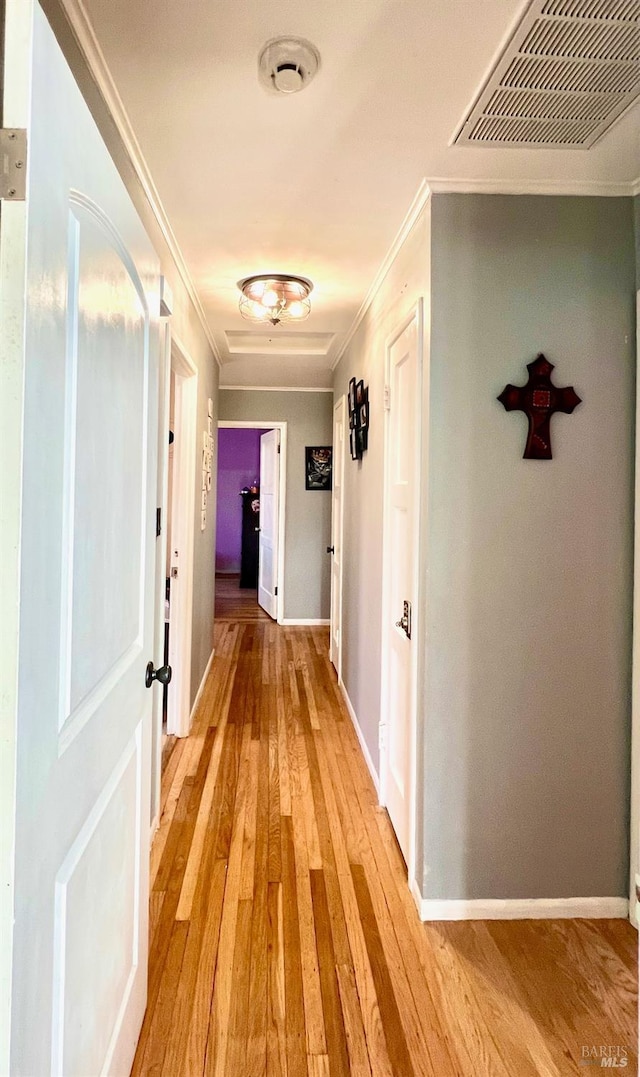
[0, 129, 27, 200]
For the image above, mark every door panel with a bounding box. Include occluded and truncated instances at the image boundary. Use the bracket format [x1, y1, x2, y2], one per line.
[63, 200, 147, 730]
[258, 429, 279, 619]
[331, 397, 345, 673]
[10, 8, 159, 1075]
[52, 733, 142, 1077]
[383, 310, 420, 864]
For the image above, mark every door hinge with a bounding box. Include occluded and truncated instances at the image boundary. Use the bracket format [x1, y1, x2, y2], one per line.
[395, 599, 412, 639]
[383, 384, 391, 411]
[274, 586, 278, 596]
[277, 443, 281, 454]
[156, 507, 162, 537]
[0, 129, 27, 201]
[379, 724, 387, 752]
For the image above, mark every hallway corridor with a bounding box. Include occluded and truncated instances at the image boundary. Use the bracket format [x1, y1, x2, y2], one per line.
[132, 622, 638, 1077]
[214, 575, 271, 623]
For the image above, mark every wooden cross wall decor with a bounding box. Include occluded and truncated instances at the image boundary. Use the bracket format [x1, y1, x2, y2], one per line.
[497, 354, 581, 460]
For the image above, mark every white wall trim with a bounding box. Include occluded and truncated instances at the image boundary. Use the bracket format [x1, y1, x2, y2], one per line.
[280, 618, 330, 626]
[150, 322, 172, 827]
[189, 646, 215, 724]
[217, 421, 287, 625]
[167, 334, 198, 739]
[427, 177, 636, 197]
[332, 169, 635, 381]
[410, 878, 426, 917]
[0, 4, 34, 1068]
[220, 385, 334, 393]
[338, 679, 380, 799]
[52, 0, 221, 368]
[332, 179, 432, 371]
[413, 895, 629, 922]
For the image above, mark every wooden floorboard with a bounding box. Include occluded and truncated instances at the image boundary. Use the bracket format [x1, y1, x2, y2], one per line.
[133, 620, 639, 1076]
[215, 575, 271, 622]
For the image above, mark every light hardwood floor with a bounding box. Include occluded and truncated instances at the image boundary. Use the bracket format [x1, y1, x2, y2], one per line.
[132, 621, 638, 1076]
[215, 575, 271, 622]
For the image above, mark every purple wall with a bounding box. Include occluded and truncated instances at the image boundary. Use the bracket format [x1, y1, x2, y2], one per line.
[215, 427, 268, 573]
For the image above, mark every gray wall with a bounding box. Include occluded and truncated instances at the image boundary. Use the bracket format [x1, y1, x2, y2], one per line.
[635, 194, 640, 287]
[425, 194, 636, 900]
[190, 354, 219, 704]
[217, 390, 333, 621]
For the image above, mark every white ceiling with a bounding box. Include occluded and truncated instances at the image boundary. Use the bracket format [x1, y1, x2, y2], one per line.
[81, 0, 640, 387]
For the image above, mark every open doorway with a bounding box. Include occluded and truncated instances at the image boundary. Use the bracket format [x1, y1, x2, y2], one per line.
[216, 421, 287, 623]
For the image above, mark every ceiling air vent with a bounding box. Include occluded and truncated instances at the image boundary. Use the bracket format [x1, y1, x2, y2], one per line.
[454, 0, 640, 148]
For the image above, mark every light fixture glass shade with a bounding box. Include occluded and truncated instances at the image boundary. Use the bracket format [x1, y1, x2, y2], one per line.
[238, 274, 313, 325]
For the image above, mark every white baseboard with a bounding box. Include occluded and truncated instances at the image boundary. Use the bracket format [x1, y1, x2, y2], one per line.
[411, 878, 425, 917]
[280, 618, 330, 626]
[412, 894, 629, 922]
[188, 646, 215, 725]
[338, 679, 380, 798]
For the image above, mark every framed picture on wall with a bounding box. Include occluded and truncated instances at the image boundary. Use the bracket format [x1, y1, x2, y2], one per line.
[348, 377, 357, 416]
[305, 446, 332, 491]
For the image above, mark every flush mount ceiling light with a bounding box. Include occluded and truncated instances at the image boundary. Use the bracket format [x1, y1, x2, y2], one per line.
[237, 274, 314, 325]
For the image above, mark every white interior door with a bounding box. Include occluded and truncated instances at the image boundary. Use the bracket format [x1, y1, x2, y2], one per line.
[382, 306, 421, 865]
[330, 397, 345, 675]
[9, 8, 160, 1074]
[258, 429, 280, 619]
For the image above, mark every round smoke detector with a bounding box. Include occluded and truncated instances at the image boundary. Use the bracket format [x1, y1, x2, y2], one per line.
[258, 37, 320, 96]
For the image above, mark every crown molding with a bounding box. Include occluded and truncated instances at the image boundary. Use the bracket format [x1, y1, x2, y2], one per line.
[331, 178, 432, 371]
[332, 168, 637, 373]
[53, 0, 221, 368]
[427, 177, 636, 197]
[219, 385, 334, 393]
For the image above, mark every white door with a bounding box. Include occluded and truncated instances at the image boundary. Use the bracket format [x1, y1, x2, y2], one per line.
[8, 8, 160, 1075]
[258, 429, 280, 619]
[330, 397, 346, 675]
[382, 305, 422, 865]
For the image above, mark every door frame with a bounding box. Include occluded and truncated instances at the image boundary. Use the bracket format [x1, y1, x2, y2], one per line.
[630, 287, 640, 928]
[217, 420, 287, 625]
[150, 318, 171, 831]
[0, 1, 32, 1066]
[166, 332, 197, 738]
[379, 299, 424, 893]
[330, 395, 346, 679]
